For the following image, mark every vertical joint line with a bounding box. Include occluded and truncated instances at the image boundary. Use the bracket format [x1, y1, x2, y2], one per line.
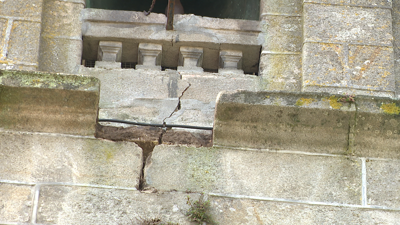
[361, 158, 367, 206]
[2, 19, 13, 60]
[31, 184, 41, 224]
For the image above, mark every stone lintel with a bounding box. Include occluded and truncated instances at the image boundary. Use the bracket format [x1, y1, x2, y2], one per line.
[0, 70, 99, 136]
[136, 43, 162, 70]
[219, 50, 244, 74]
[178, 46, 204, 72]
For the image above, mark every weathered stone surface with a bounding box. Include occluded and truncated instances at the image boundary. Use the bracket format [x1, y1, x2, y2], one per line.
[209, 196, 400, 225]
[8, 20, 41, 64]
[80, 68, 189, 108]
[214, 90, 400, 157]
[366, 160, 400, 208]
[164, 99, 215, 127]
[0, 0, 43, 19]
[145, 145, 362, 205]
[0, 131, 142, 188]
[39, 35, 83, 74]
[302, 43, 395, 97]
[367, 159, 400, 208]
[0, 70, 99, 136]
[99, 99, 179, 124]
[0, 18, 7, 59]
[261, 15, 302, 53]
[304, 4, 392, 46]
[38, 0, 83, 74]
[36, 186, 198, 225]
[259, 53, 302, 91]
[304, 0, 392, 8]
[214, 91, 354, 153]
[260, 0, 302, 15]
[0, 183, 34, 223]
[181, 73, 259, 103]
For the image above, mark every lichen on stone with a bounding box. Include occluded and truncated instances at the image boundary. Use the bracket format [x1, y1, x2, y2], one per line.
[380, 103, 400, 115]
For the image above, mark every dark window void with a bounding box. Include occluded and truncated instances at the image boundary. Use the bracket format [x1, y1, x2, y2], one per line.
[85, 0, 260, 21]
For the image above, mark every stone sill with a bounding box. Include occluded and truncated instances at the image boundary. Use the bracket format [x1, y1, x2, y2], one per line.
[214, 90, 400, 159]
[81, 8, 262, 74]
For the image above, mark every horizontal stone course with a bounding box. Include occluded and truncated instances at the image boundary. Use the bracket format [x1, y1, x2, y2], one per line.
[304, 0, 392, 8]
[36, 186, 198, 225]
[0, 0, 43, 19]
[260, 0, 302, 15]
[210, 196, 400, 225]
[0, 131, 142, 188]
[144, 145, 362, 205]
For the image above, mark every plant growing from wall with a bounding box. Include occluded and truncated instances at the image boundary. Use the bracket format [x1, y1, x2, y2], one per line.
[186, 194, 217, 225]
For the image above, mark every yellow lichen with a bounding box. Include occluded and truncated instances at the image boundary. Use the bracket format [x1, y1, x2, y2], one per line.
[296, 98, 316, 106]
[324, 95, 342, 109]
[380, 103, 400, 115]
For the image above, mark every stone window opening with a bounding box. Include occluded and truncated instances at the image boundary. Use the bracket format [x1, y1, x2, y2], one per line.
[81, 0, 262, 75]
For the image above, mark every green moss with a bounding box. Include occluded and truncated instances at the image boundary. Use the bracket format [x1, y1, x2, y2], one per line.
[0, 70, 99, 91]
[380, 103, 400, 115]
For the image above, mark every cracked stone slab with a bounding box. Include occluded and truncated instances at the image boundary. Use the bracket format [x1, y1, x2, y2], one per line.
[144, 145, 362, 205]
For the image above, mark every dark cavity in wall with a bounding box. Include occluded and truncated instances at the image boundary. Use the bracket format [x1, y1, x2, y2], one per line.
[85, 0, 260, 21]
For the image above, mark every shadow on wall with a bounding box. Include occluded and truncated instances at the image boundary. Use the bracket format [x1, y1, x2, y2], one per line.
[85, 0, 260, 20]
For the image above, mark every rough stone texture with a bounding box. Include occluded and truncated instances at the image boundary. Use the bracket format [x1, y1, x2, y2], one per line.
[0, 131, 142, 188]
[259, 53, 302, 91]
[0, 18, 7, 59]
[7, 20, 41, 65]
[39, 0, 84, 74]
[367, 159, 400, 208]
[302, 3, 395, 97]
[304, 4, 392, 46]
[36, 186, 198, 225]
[145, 145, 362, 205]
[214, 91, 400, 158]
[99, 99, 179, 125]
[180, 73, 259, 103]
[351, 96, 400, 158]
[302, 43, 395, 97]
[304, 0, 392, 8]
[0, 70, 99, 136]
[0, 183, 34, 223]
[261, 15, 302, 53]
[209, 196, 400, 225]
[0, 0, 43, 20]
[394, 0, 400, 98]
[214, 91, 354, 154]
[260, 0, 302, 15]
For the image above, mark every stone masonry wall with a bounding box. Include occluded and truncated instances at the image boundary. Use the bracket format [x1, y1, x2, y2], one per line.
[0, 0, 42, 71]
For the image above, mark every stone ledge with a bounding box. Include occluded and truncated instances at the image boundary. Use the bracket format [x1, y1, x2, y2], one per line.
[0, 70, 99, 136]
[214, 91, 400, 158]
